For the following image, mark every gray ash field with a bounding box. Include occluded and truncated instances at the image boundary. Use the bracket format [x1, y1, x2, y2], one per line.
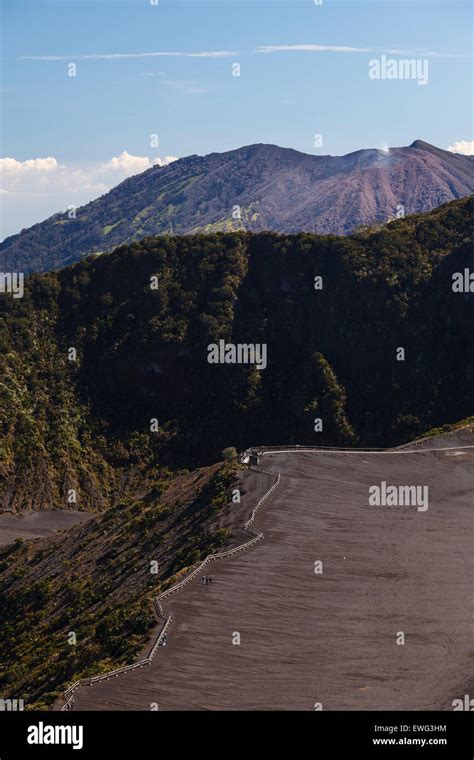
[70, 431, 474, 711]
[0, 510, 94, 547]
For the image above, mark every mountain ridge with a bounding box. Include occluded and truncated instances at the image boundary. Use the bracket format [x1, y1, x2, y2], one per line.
[1, 196, 472, 514]
[1, 140, 473, 274]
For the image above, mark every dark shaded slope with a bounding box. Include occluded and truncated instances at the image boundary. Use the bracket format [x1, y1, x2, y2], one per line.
[0, 198, 472, 512]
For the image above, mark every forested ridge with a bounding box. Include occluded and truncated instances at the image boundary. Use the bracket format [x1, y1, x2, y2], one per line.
[0, 196, 472, 512]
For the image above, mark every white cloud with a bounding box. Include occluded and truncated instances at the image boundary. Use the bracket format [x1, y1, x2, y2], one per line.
[0, 152, 179, 239]
[257, 44, 373, 54]
[154, 156, 179, 166]
[142, 72, 208, 95]
[183, 87, 207, 95]
[447, 140, 474, 156]
[21, 50, 235, 61]
[100, 150, 151, 175]
[99, 151, 178, 175]
[163, 78, 208, 95]
[0, 156, 60, 173]
[0, 152, 178, 196]
[19, 45, 470, 63]
[1, 157, 105, 198]
[256, 44, 471, 59]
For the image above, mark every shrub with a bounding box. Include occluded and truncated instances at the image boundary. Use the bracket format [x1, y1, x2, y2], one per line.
[222, 446, 238, 462]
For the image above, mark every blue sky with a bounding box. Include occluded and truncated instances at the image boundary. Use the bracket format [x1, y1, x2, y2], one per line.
[1, 0, 472, 238]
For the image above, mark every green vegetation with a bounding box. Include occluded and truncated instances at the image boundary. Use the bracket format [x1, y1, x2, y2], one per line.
[103, 222, 121, 235]
[416, 416, 474, 440]
[0, 196, 472, 708]
[0, 197, 472, 510]
[0, 462, 239, 708]
[222, 447, 238, 462]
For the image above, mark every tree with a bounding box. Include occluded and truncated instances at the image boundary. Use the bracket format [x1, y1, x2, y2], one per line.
[221, 446, 238, 462]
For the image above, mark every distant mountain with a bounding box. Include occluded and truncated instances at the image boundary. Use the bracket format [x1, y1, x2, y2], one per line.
[1, 140, 473, 274]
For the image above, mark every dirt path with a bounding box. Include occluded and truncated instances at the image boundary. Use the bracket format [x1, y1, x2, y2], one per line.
[70, 433, 474, 710]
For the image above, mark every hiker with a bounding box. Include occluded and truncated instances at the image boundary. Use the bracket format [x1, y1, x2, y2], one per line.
[202, 575, 207, 585]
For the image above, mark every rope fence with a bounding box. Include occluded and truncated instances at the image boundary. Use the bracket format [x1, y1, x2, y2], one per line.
[60, 468, 280, 710]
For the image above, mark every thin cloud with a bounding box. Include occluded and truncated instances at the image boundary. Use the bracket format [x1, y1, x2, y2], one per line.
[20, 46, 470, 62]
[256, 44, 472, 59]
[20, 50, 236, 61]
[257, 44, 373, 54]
[147, 72, 208, 96]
